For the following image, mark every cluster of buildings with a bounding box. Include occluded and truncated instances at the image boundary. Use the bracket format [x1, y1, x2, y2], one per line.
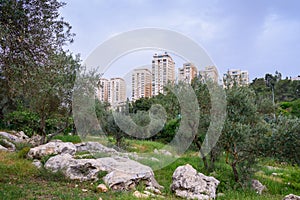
[97, 52, 250, 108]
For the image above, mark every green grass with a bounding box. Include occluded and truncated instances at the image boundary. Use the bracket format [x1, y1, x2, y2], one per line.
[51, 134, 82, 143]
[0, 138, 299, 200]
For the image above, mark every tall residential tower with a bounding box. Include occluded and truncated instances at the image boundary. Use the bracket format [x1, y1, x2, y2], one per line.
[132, 68, 152, 100]
[151, 52, 175, 96]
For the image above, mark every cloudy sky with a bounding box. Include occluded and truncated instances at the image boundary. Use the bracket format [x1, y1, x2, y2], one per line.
[61, 0, 300, 81]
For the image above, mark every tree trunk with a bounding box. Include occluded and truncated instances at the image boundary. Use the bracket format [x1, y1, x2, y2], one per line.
[231, 161, 239, 182]
[194, 139, 208, 170]
[40, 115, 47, 144]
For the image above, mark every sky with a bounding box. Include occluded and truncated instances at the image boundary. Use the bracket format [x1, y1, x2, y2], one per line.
[60, 0, 300, 82]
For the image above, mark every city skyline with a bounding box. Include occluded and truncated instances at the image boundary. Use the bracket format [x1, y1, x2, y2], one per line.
[61, 0, 299, 81]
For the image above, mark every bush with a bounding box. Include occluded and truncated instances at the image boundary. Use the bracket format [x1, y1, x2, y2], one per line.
[4, 110, 39, 137]
[17, 146, 31, 159]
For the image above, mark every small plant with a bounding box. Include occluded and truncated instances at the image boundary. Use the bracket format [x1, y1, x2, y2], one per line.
[17, 146, 31, 159]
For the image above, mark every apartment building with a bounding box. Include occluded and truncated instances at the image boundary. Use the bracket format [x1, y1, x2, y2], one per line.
[199, 66, 219, 83]
[223, 69, 249, 87]
[178, 63, 198, 84]
[132, 68, 152, 100]
[97, 77, 126, 108]
[151, 52, 175, 95]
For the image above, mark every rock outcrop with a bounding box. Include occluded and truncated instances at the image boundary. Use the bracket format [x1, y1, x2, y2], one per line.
[0, 131, 25, 143]
[283, 194, 300, 200]
[44, 153, 163, 191]
[0, 144, 8, 151]
[171, 164, 220, 200]
[75, 142, 118, 154]
[27, 140, 76, 159]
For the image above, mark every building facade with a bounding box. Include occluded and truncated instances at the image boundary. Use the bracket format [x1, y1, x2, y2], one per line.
[223, 69, 249, 88]
[97, 78, 109, 102]
[151, 52, 175, 96]
[178, 63, 198, 84]
[132, 68, 152, 100]
[98, 77, 126, 108]
[199, 66, 219, 83]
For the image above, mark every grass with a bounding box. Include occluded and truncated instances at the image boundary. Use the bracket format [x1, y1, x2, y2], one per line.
[0, 137, 299, 200]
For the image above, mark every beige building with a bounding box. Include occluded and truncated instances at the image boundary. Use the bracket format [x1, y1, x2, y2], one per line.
[132, 68, 152, 100]
[152, 52, 175, 96]
[98, 77, 126, 108]
[97, 78, 109, 102]
[108, 78, 126, 107]
[178, 63, 198, 84]
[199, 66, 219, 83]
[223, 69, 249, 87]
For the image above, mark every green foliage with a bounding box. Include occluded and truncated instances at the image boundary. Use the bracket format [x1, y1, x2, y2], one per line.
[4, 110, 39, 137]
[17, 146, 31, 159]
[264, 116, 300, 165]
[51, 134, 82, 143]
[278, 100, 300, 118]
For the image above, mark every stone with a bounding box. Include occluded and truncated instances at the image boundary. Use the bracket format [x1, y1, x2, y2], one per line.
[153, 148, 172, 156]
[27, 135, 43, 147]
[171, 164, 220, 200]
[45, 154, 105, 181]
[97, 184, 108, 193]
[27, 140, 76, 159]
[44, 154, 162, 191]
[1, 139, 16, 151]
[252, 179, 267, 195]
[32, 159, 42, 169]
[15, 131, 29, 140]
[143, 190, 165, 198]
[145, 186, 162, 195]
[101, 157, 163, 191]
[133, 191, 149, 198]
[0, 144, 8, 151]
[75, 142, 118, 154]
[283, 194, 300, 200]
[0, 131, 23, 143]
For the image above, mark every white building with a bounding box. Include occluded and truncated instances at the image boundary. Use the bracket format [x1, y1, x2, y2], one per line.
[98, 77, 126, 108]
[223, 69, 249, 88]
[199, 66, 219, 83]
[178, 63, 198, 84]
[151, 52, 175, 96]
[132, 68, 152, 100]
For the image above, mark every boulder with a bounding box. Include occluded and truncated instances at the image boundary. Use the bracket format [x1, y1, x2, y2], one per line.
[0, 131, 24, 143]
[27, 140, 76, 159]
[100, 156, 162, 191]
[0, 144, 8, 151]
[75, 142, 118, 154]
[283, 194, 300, 200]
[171, 164, 220, 200]
[27, 135, 43, 147]
[44, 154, 162, 191]
[252, 179, 267, 195]
[15, 131, 29, 140]
[1, 139, 16, 151]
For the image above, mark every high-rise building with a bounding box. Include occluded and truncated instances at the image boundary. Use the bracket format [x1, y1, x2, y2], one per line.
[178, 63, 198, 84]
[108, 78, 126, 106]
[223, 69, 249, 88]
[151, 52, 175, 96]
[132, 68, 152, 100]
[199, 66, 219, 83]
[97, 77, 126, 108]
[97, 78, 109, 102]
